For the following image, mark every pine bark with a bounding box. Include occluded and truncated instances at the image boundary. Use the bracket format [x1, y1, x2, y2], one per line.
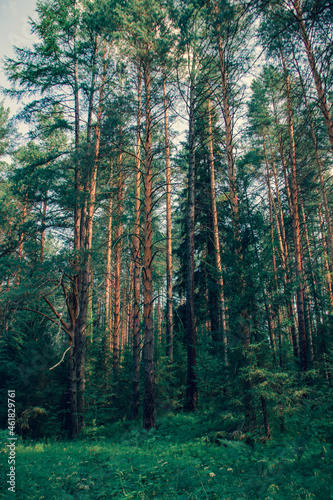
[76, 44, 110, 429]
[105, 158, 114, 350]
[208, 99, 227, 345]
[281, 49, 307, 371]
[184, 80, 198, 412]
[131, 65, 142, 420]
[293, 0, 333, 150]
[113, 152, 125, 379]
[40, 194, 47, 263]
[163, 68, 174, 363]
[142, 59, 156, 430]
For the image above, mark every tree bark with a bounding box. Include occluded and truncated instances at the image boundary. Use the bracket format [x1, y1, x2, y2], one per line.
[142, 58, 156, 430]
[131, 64, 142, 420]
[163, 67, 174, 363]
[40, 193, 47, 263]
[76, 44, 110, 429]
[208, 98, 227, 346]
[113, 152, 124, 379]
[105, 158, 114, 350]
[184, 79, 198, 412]
[293, 0, 333, 151]
[263, 135, 277, 356]
[281, 48, 307, 371]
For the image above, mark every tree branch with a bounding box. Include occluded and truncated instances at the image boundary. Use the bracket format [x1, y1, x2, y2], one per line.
[43, 296, 71, 336]
[49, 346, 72, 371]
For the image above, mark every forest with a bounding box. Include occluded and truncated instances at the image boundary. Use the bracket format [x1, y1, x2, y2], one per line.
[0, 0, 333, 498]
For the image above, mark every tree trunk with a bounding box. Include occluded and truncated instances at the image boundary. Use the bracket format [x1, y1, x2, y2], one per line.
[113, 152, 124, 379]
[163, 67, 174, 363]
[214, 0, 254, 425]
[318, 203, 333, 309]
[16, 200, 27, 285]
[263, 135, 277, 356]
[40, 193, 48, 263]
[142, 59, 156, 430]
[294, 57, 333, 274]
[67, 25, 81, 438]
[105, 158, 114, 350]
[208, 98, 227, 347]
[76, 44, 110, 429]
[293, 0, 333, 150]
[131, 64, 142, 421]
[281, 48, 307, 371]
[184, 79, 198, 412]
[300, 199, 322, 331]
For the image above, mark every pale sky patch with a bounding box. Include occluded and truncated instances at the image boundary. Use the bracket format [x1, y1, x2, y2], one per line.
[0, 0, 38, 113]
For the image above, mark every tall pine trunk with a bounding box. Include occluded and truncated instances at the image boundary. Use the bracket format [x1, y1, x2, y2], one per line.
[131, 65, 142, 420]
[163, 67, 174, 363]
[105, 158, 114, 350]
[142, 59, 156, 430]
[184, 80, 197, 412]
[76, 45, 110, 429]
[281, 48, 307, 371]
[293, 0, 333, 150]
[208, 98, 227, 346]
[113, 152, 124, 379]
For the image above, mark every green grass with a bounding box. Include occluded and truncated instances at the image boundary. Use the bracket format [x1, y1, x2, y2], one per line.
[0, 414, 332, 499]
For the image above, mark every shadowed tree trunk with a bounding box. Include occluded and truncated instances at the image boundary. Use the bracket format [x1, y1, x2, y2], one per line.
[293, 0, 333, 151]
[131, 64, 142, 421]
[40, 193, 48, 263]
[280, 48, 307, 371]
[76, 44, 110, 429]
[142, 58, 156, 430]
[163, 67, 174, 363]
[184, 79, 197, 412]
[208, 98, 227, 347]
[113, 152, 125, 379]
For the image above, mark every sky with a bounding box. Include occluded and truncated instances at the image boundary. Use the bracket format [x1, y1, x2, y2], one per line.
[0, 0, 38, 111]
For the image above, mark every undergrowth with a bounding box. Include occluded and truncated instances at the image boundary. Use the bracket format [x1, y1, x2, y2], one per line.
[0, 413, 332, 499]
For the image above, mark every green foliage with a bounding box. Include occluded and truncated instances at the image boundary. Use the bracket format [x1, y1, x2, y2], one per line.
[0, 414, 332, 499]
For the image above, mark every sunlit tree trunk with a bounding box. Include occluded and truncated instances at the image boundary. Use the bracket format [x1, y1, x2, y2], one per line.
[106, 158, 114, 351]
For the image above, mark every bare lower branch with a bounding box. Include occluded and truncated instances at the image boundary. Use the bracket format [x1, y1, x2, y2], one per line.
[49, 346, 72, 371]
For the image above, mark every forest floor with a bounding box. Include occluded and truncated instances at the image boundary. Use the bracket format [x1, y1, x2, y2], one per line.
[0, 414, 332, 499]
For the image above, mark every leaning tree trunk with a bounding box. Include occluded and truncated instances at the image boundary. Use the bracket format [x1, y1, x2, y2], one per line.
[293, 0, 333, 151]
[294, 57, 333, 279]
